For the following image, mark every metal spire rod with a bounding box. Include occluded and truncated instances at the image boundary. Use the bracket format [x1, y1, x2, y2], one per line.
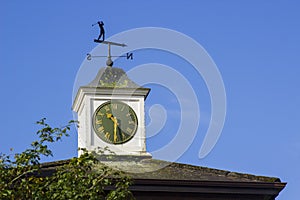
[95, 41, 127, 67]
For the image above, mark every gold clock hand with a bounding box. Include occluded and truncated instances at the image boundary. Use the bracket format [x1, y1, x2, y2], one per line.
[111, 116, 118, 143]
[106, 113, 119, 143]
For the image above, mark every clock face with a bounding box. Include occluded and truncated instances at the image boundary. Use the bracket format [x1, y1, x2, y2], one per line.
[92, 101, 138, 144]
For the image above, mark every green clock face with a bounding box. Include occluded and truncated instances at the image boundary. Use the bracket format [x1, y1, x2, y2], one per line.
[92, 101, 138, 144]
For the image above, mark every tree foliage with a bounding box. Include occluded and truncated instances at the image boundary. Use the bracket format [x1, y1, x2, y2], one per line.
[0, 118, 133, 199]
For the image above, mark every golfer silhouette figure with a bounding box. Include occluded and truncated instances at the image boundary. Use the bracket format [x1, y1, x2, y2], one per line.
[92, 21, 105, 42]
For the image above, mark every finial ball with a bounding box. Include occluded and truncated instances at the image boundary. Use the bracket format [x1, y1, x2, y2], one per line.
[106, 58, 113, 67]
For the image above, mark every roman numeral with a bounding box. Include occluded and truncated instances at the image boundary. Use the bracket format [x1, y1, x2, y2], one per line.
[96, 119, 102, 125]
[105, 132, 110, 139]
[122, 132, 126, 139]
[112, 104, 117, 110]
[97, 112, 104, 116]
[98, 126, 104, 133]
[126, 127, 133, 134]
[104, 106, 110, 112]
[121, 105, 125, 111]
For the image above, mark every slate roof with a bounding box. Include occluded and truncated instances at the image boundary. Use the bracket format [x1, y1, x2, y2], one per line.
[38, 157, 286, 199]
[39, 157, 281, 184]
[100, 158, 281, 183]
[130, 161, 280, 183]
[88, 66, 141, 88]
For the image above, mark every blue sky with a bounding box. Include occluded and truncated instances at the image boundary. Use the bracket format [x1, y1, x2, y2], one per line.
[1, 1, 299, 199]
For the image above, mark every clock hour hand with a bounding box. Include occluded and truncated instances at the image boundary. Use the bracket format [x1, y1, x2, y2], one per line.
[106, 113, 112, 119]
[106, 113, 118, 125]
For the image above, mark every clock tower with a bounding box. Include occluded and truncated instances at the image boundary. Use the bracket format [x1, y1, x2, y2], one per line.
[72, 58, 151, 157]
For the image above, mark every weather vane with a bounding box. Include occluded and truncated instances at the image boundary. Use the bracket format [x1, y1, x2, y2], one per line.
[92, 21, 105, 42]
[87, 20, 133, 66]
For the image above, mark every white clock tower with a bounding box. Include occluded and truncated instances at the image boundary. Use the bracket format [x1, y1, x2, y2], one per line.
[72, 59, 151, 157]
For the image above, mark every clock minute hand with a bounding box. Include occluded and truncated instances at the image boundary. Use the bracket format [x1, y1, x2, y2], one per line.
[106, 113, 119, 143]
[113, 117, 117, 143]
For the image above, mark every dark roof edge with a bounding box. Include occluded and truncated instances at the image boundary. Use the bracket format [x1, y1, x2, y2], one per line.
[131, 178, 286, 195]
[40, 159, 70, 168]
